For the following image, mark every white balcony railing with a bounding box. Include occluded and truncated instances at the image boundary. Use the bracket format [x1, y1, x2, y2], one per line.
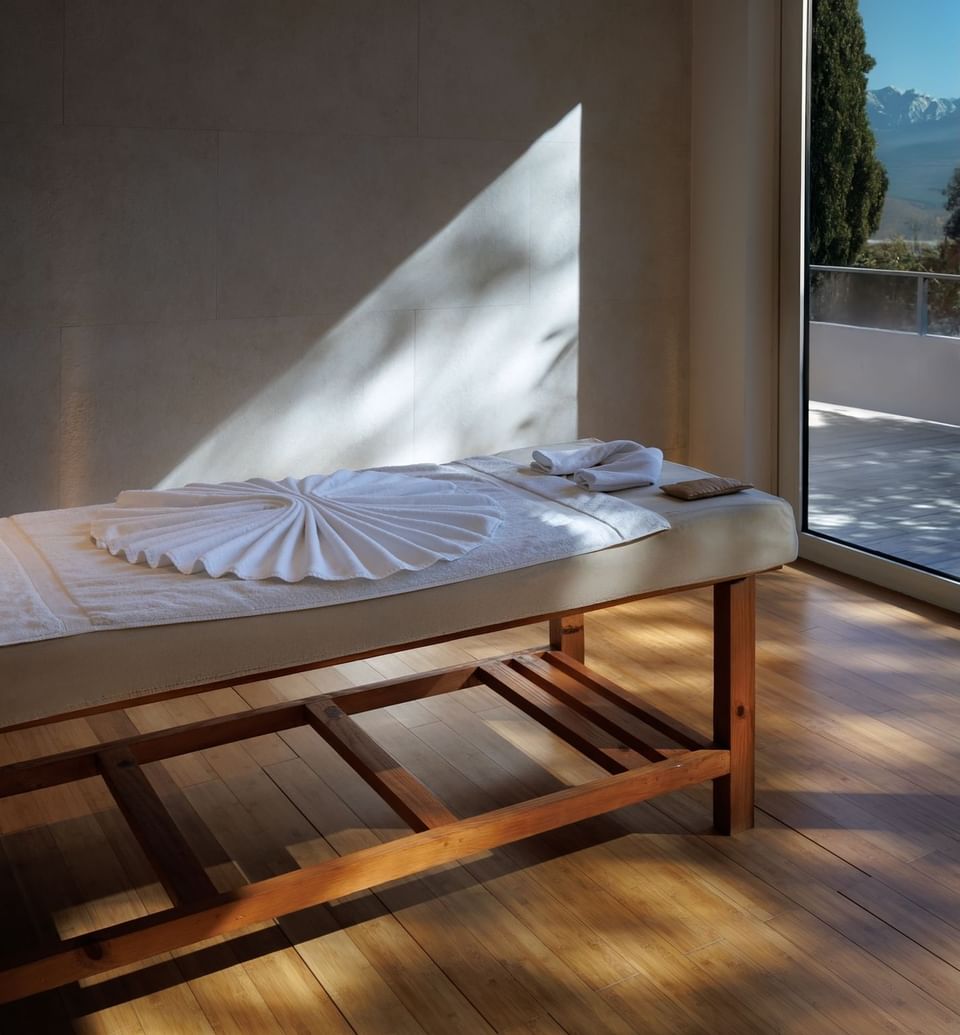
[809, 265, 960, 427]
[810, 263, 960, 338]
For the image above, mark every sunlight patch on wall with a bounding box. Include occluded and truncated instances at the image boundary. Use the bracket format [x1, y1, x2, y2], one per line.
[157, 106, 581, 487]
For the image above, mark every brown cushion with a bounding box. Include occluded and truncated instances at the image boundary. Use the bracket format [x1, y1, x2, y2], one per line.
[659, 477, 753, 500]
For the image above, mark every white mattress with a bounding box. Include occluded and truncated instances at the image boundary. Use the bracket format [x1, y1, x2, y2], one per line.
[0, 448, 797, 727]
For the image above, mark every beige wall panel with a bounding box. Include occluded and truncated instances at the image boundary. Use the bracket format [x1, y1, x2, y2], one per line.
[0, 328, 61, 516]
[0, 0, 62, 124]
[576, 1, 689, 144]
[0, 126, 218, 327]
[65, 0, 221, 129]
[578, 297, 687, 454]
[419, 0, 585, 142]
[66, 0, 418, 135]
[580, 133, 688, 304]
[60, 312, 418, 506]
[217, 132, 420, 319]
[689, 0, 779, 488]
[217, 133, 537, 319]
[420, 0, 688, 144]
[216, 0, 418, 136]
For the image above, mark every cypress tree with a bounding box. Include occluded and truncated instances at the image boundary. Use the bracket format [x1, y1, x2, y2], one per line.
[810, 0, 888, 265]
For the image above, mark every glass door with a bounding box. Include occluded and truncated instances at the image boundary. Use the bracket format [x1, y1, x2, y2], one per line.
[801, 0, 960, 597]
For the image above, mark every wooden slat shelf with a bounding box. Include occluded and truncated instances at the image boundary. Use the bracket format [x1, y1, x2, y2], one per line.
[544, 650, 711, 751]
[508, 653, 670, 762]
[477, 661, 653, 773]
[0, 594, 752, 1006]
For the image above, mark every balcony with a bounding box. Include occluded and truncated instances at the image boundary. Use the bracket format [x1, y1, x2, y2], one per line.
[808, 265, 960, 577]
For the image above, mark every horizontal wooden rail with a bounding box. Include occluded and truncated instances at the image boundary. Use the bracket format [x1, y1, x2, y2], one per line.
[329, 661, 483, 714]
[0, 662, 489, 800]
[0, 749, 729, 1003]
[306, 700, 457, 831]
[0, 701, 310, 799]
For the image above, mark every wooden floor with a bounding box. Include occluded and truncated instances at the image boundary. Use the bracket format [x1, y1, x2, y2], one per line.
[808, 401, 960, 576]
[2, 561, 960, 1034]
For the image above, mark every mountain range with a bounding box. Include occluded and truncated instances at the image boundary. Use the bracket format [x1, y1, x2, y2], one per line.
[866, 86, 960, 240]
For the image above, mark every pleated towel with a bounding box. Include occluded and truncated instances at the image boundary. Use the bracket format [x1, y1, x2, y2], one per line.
[90, 470, 504, 582]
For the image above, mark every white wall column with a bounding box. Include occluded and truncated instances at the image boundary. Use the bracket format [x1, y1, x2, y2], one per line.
[689, 0, 781, 489]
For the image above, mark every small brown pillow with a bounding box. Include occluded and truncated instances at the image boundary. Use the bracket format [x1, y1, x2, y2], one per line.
[660, 477, 753, 500]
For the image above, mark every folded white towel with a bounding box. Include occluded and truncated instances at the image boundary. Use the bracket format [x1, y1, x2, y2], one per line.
[573, 447, 664, 492]
[531, 440, 641, 475]
[90, 470, 504, 582]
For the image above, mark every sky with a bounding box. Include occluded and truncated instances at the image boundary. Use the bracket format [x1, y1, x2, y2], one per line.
[859, 0, 960, 98]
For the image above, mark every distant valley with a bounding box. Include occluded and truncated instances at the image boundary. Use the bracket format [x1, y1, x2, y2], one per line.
[867, 86, 960, 240]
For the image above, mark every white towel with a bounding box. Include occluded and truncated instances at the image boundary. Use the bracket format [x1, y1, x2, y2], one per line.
[90, 470, 504, 582]
[573, 447, 664, 492]
[531, 440, 641, 475]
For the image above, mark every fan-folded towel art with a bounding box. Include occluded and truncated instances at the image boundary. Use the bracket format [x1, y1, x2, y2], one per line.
[89, 470, 504, 582]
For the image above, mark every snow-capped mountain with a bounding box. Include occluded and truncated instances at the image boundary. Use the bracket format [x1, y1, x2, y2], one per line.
[864, 87, 960, 239]
[867, 86, 960, 129]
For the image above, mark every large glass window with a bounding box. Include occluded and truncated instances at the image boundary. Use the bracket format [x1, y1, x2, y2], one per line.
[805, 0, 960, 583]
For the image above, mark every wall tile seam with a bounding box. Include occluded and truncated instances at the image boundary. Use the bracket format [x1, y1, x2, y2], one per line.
[212, 302, 536, 322]
[15, 299, 546, 336]
[214, 130, 221, 322]
[56, 324, 63, 507]
[60, 0, 65, 128]
[416, 0, 422, 137]
[0, 116, 619, 149]
[412, 308, 419, 448]
[0, 120, 219, 140]
[0, 118, 587, 148]
[580, 292, 688, 304]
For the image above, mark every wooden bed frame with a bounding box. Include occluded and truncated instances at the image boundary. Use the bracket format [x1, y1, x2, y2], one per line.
[0, 574, 756, 1003]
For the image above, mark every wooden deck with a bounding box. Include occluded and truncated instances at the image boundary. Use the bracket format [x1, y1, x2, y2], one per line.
[2, 561, 960, 1033]
[808, 401, 960, 577]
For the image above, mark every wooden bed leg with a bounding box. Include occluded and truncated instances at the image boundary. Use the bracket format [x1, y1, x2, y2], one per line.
[712, 576, 756, 834]
[549, 614, 585, 663]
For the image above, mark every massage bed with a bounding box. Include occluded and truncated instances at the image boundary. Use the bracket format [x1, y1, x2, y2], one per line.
[0, 442, 797, 1001]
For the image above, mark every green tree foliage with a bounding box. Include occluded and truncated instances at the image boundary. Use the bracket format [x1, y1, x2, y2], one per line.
[810, 0, 888, 265]
[858, 236, 935, 272]
[943, 167, 960, 241]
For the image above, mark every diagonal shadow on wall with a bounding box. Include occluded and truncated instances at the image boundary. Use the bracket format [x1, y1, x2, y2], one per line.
[59, 108, 582, 504]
